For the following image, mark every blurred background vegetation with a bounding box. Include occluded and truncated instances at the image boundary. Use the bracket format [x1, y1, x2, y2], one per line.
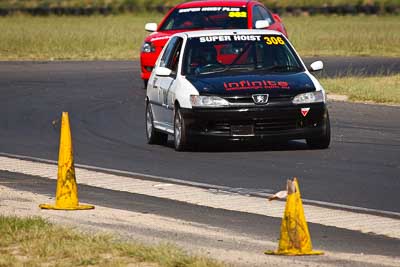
[1, 14, 399, 60]
[0, 0, 399, 15]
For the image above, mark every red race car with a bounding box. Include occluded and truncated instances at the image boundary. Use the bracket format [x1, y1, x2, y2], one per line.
[140, 0, 288, 87]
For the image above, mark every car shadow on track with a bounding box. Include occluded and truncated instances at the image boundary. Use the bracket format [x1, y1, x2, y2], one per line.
[164, 139, 313, 153]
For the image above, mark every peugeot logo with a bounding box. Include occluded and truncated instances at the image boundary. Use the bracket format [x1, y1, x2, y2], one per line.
[252, 94, 269, 105]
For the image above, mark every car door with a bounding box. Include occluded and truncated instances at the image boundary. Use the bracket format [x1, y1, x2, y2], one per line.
[152, 36, 183, 131]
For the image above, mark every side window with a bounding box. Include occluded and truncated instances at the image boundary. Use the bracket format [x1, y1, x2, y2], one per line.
[167, 38, 183, 74]
[252, 6, 264, 27]
[159, 37, 183, 76]
[252, 6, 274, 27]
[258, 6, 274, 24]
[159, 37, 178, 68]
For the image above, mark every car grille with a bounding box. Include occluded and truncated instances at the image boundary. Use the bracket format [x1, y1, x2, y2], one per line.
[207, 111, 298, 135]
[222, 95, 293, 106]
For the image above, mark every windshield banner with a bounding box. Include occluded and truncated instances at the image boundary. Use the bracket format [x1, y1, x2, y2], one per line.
[179, 7, 242, 13]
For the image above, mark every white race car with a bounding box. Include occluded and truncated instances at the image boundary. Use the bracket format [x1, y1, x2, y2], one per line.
[145, 29, 330, 151]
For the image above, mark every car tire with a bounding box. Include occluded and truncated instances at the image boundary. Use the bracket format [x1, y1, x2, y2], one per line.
[143, 80, 148, 89]
[174, 106, 190, 151]
[306, 112, 331, 149]
[146, 101, 168, 145]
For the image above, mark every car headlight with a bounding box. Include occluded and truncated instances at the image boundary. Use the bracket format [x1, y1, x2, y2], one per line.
[292, 91, 325, 104]
[190, 95, 230, 108]
[141, 42, 155, 53]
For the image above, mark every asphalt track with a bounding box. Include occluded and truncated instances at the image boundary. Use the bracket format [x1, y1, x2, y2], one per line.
[0, 58, 399, 215]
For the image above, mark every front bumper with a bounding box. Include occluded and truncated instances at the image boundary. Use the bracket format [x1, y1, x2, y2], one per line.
[140, 53, 156, 80]
[140, 46, 163, 80]
[180, 103, 328, 141]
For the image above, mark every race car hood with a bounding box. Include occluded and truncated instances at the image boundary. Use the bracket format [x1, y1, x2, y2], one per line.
[186, 72, 316, 97]
[145, 30, 184, 47]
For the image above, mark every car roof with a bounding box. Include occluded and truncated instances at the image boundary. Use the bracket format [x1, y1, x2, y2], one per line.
[177, 0, 252, 8]
[175, 29, 283, 38]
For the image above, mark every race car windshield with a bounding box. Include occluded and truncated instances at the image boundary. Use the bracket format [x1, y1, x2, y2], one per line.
[160, 7, 248, 31]
[182, 35, 304, 76]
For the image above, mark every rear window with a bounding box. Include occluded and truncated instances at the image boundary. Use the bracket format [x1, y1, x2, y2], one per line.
[160, 7, 248, 31]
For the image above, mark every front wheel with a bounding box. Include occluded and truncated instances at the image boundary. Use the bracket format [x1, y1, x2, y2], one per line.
[146, 101, 168, 145]
[306, 112, 331, 149]
[174, 107, 190, 151]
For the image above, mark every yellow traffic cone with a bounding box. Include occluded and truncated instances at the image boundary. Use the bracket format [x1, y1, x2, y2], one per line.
[265, 178, 323, 256]
[39, 112, 94, 210]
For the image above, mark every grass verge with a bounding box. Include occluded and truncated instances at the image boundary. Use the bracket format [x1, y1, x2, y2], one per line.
[0, 14, 399, 60]
[285, 15, 400, 57]
[321, 74, 400, 104]
[0, 215, 224, 267]
[0, 14, 159, 60]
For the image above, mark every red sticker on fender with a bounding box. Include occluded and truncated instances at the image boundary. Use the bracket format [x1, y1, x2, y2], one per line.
[301, 108, 310, 117]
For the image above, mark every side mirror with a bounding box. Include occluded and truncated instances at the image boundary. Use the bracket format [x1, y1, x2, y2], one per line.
[155, 67, 172, 77]
[145, 23, 157, 32]
[272, 13, 282, 22]
[255, 20, 270, 29]
[309, 61, 324, 72]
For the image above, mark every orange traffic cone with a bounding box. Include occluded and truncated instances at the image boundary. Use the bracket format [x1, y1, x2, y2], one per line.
[39, 112, 94, 210]
[265, 178, 323, 256]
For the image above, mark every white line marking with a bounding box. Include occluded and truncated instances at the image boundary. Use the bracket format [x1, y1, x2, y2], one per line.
[0, 152, 398, 217]
[0, 153, 400, 240]
[153, 183, 175, 187]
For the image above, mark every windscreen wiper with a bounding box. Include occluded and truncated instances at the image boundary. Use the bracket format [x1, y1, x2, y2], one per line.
[264, 65, 303, 72]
